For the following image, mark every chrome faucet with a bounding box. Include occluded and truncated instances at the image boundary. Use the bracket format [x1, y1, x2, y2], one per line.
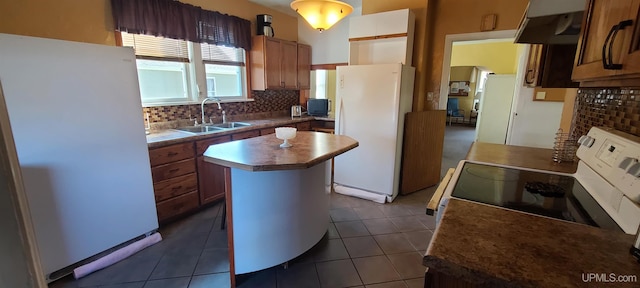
[201, 97, 222, 125]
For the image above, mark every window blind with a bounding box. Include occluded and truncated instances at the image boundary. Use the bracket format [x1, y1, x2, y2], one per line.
[120, 32, 190, 63]
[201, 43, 245, 66]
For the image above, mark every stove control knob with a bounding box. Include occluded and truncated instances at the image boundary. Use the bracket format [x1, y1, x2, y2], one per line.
[585, 137, 595, 147]
[578, 135, 588, 145]
[628, 162, 640, 178]
[619, 157, 638, 170]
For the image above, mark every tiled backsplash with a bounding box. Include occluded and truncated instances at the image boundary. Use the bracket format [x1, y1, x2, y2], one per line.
[572, 87, 640, 138]
[142, 90, 299, 124]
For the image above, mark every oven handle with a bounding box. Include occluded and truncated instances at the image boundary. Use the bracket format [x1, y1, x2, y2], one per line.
[426, 168, 456, 215]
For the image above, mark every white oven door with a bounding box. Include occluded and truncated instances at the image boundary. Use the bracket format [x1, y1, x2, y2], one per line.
[427, 161, 467, 224]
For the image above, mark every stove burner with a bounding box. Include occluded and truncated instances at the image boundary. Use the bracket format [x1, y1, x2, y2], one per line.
[525, 181, 566, 198]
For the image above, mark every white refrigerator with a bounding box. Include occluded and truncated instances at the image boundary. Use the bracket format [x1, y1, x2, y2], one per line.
[475, 74, 516, 144]
[334, 63, 415, 203]
[0, 33, 158, 281]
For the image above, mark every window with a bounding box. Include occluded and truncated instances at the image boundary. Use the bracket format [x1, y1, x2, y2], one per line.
[201, 43, 247, 99]
[120, 32, 248, 106]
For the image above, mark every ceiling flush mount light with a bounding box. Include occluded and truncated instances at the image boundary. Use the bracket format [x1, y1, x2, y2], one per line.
[291, 0, 354, 32]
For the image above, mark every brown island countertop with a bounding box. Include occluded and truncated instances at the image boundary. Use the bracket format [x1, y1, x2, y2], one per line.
[203, 131, 358, 171]
[424, 143, 639, 287]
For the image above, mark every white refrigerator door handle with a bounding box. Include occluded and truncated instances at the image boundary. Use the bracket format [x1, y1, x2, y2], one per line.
[337, 99, 344, 135]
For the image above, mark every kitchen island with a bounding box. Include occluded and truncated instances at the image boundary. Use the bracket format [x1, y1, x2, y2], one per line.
[203, 131, 357, 287]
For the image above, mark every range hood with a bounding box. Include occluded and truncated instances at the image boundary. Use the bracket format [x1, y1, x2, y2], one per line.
[515, 0, 585, 44]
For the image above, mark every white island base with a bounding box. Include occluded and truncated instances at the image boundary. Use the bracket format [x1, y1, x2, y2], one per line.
[229, 161, 331, 274]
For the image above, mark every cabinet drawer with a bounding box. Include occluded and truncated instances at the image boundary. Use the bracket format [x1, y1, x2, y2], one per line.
[156, 190, 199, 222]
[296, 121, 311, 131]
[232, 130, 260, 141]
[196, 135, 231, 155]
[260, 127, 276, 135]
[149, 142, 194, 167]
[153, 173, 198, 202]
[151, 158, 196, 182]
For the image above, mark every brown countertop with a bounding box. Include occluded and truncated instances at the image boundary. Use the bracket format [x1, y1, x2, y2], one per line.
[466, 142, 578, 174]
[202, 131, 357, 171]
[146, 116, 329, 149]
[424, 198, 639, 288]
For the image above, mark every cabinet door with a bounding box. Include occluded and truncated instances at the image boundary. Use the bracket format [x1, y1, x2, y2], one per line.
[620, 0, 640, 75]
[296, 121, 311, 131]
[297, 44, 311, 90]
[524, 44, 542, 87]
[573, 0, 635, 81]
[281, 40, 298, 89]
[265, 37, 283, 89]
[376, 9, 409, 36]
[348, 15, 377, 39]
[197, 156, 226, 205]
[231, 130, 260, 141]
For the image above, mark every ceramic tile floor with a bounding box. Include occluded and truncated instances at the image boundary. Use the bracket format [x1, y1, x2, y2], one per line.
[50, 187, 436, 288]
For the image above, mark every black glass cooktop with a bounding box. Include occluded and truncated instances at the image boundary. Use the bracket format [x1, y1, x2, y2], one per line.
[451, 162, 622, 232]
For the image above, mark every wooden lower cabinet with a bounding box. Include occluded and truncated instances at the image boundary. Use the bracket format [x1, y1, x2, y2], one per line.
[149, 143, 198, 223]
[156, 191, 200, 222]
[296, 121, 311, 131]
[260, 127, 276, 135]
[231, 130, 260, 141]
[195, 135, 231, 206]
[197, 156, 227, 205]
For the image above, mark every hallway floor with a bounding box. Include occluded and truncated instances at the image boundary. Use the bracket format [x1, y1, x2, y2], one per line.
[440, 125, 476, 177]
[50, 187, 436, 288]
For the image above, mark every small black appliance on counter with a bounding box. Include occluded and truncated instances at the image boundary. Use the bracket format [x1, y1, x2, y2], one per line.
[307, 98, 330, 117]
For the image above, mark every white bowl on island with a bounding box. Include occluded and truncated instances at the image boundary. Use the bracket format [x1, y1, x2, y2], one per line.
[275, 127, 297, 148]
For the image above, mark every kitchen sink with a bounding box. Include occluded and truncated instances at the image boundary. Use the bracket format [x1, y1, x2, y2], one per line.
[174, 122, 251, 134]
[211, 122, 252, 129]
[174, 126, 226, 133]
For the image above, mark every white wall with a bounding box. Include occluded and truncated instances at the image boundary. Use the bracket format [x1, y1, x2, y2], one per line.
[297, 7, 362, 65]
[507, 87, 564, 149]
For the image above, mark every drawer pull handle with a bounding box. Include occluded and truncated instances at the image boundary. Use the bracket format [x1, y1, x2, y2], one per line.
[171, 185, 183, 191]
[168, 168, 180, 173]
[167, 152, 179, 157]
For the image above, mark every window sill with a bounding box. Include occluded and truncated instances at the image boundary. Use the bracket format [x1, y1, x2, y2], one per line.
[142, 98, 255, 107]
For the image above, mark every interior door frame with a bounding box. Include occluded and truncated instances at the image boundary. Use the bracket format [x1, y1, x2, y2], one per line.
[438, 29, 528, 144]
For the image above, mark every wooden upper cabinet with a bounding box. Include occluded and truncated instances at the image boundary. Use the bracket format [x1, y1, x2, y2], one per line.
[251, 35, 299, 90]
[297, 44, 312, 90]
[573, 0, 640, 83]
[281, 40, 298, 89]
[264, 37, 282, 90]
[525, 44, 579, 88]
[620, 0, 640, 76]
[525, 44, 543, 87]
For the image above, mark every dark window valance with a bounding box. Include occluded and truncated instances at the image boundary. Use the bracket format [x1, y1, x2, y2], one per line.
[111, 0, 252, 51]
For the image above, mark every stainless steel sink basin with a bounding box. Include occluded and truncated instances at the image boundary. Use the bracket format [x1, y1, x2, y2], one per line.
[175, 126, 226, 133]
[211, 122, 252, 129]
[174, 122, 251, 134]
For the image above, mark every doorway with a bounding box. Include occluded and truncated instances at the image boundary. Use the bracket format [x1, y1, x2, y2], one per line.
[438, 30, 529, 174]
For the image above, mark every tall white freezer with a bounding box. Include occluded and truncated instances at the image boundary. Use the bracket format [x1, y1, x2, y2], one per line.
[334, 63, 414, 202]
[0, 33, 158, 281]
[475, 74, 516, 144]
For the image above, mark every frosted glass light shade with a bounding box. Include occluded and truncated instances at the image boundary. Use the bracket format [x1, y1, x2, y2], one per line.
[291, 0, 354, 32]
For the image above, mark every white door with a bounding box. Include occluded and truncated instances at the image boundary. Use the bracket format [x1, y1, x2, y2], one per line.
[476, 75, 516, 144]
[334, 64, 401, 196]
